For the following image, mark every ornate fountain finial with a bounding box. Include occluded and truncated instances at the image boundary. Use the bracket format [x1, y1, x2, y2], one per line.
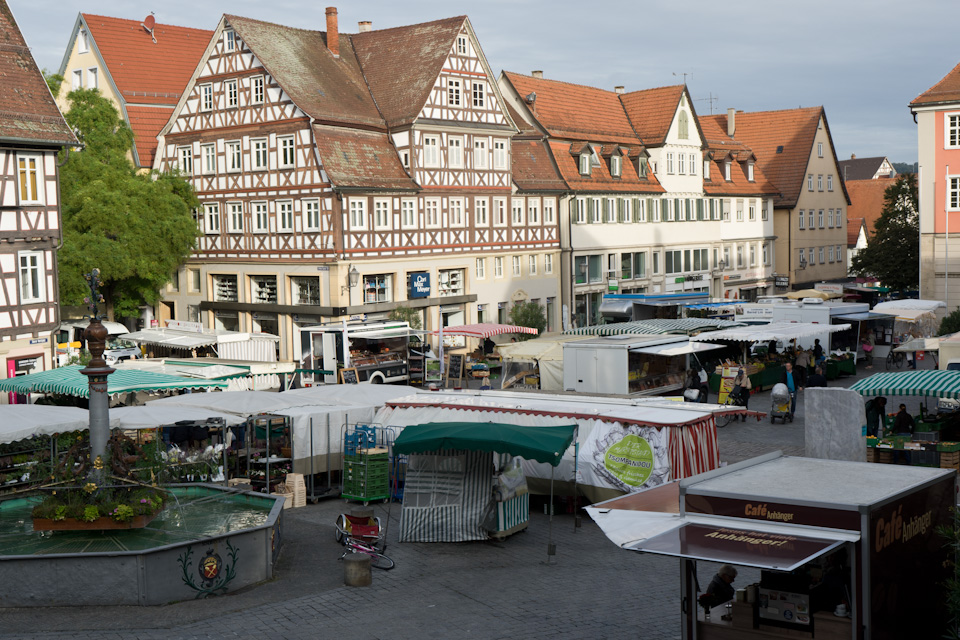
[84, 268, 105, 320]
[82, 268, 109, 369]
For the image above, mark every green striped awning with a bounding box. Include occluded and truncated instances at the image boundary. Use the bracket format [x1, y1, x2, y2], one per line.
[849, 370, 960, 399]
[0, 365, 227, 399]
[564, 318, 744, 337]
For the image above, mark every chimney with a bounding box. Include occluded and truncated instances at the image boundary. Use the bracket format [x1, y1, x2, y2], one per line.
[614, 86, 625, 94]
[358, 20, 372, 33]
[531, 70, 543, 79]
[851, 153, 856, 159]
[325, 7, 339, 57]
[727, 107, 736, 137]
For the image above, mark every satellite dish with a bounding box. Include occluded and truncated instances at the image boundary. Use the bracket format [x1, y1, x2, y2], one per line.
[143, 14, 155, 31]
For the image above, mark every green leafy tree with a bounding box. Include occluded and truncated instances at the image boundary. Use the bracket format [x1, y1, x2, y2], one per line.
[941, 309, 960, 336]
[42, 68, 63, 97]
[851, 173, 919, 293]
[388, 305, 422, 330]
[58, 89, 198, 319]
[507, 300, 546, 340]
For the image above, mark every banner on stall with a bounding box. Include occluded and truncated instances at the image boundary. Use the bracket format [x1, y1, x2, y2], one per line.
[718, 367, 739, 404]
[576, 422, 670, 493]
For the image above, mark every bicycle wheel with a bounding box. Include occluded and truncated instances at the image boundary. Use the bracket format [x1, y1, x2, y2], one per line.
[716, 407, 734, 428]
[885, 352, 894, 371]
[370, 552, 395, 570]
[896, 352, 905, 369]
[335, 514, 345, 543]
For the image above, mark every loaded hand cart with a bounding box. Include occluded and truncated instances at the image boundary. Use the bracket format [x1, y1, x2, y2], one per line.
[341, 424, 398, 505]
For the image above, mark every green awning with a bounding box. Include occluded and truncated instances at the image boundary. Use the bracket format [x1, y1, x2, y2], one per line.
[393, 422, 577, 466]
[0, 365, 227, 399]
[850, 370, 960, 399]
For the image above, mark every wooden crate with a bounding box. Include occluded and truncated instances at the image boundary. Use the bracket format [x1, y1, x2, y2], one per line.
[877, 451, 894, 464]
[271, 491, 293, 509]
[866, 448, 878, 463]
[940, 452, 960, 470]
[286, 472, 307, 508]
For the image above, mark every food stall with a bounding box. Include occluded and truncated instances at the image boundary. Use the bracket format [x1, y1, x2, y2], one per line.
[691, 322, 852, 392]
[587, 452, 956, 640]
[872, 299, 947, 341]
[298, 321, 412, 385]
[829, 311, 895, 371]
[496, 334, 583, 391]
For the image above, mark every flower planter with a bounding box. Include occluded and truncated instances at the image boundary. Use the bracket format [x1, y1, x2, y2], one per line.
[33, 511, 161, 532]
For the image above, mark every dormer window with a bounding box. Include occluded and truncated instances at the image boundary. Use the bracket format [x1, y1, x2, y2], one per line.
[724, 160, 731, 181]
[611, 155, 622, 178]
[579, 153, 591, 176]
[747, 161, 755, 182]
[703, 159, 711, 180]
[224, 29, 236, 52]
[639, 157, 648, 178]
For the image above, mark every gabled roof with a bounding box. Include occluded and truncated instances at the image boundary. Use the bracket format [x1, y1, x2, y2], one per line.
[0, 1, 75, 145]
[351, 16, 466, 128]
[126, 106, 171, 168]
[847, 217, 866, 247]
[77, 14, 212, 106]
[619, 84, 688, 146]
[708, 107, 846, 208]
[226, 15, 384, 129]
[911, 61, 960, 107]
[547, 140, 664, 194]
[846, 177, 896, 238]
[837, 156, 895, 181]
[312, 124, 417, 191]
[502, 72, 639, 144]
[698, 115, 777, 197]
[511, 140, 566, 192]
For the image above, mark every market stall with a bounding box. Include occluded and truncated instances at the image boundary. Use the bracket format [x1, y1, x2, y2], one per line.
[435, 323, 538, 384]
[564, 318, 744, 337]
[0, 365, 228, 401]
[496, 334, 583, 391]
[830, 311, 895, 367]
[871, 299, 947, 339]
[587, 452, 955, 640]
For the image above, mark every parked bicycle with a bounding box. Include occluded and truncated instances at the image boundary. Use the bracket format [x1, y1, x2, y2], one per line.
[886, 350, 905, 370]
[335, 511, 395, 570]
[340, 534, 395, 570]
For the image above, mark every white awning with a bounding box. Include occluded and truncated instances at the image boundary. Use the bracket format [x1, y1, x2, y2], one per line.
[873, 299, 946, 313]
[631, 342, 726, 356]
[346, 329, 410, 340]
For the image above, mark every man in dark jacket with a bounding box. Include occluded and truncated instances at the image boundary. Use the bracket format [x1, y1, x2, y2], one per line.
[699, 564, 738, 610]
[893, 404, 915, 435]
[806, 366, 828, 388]
[865, 397, 887, 437]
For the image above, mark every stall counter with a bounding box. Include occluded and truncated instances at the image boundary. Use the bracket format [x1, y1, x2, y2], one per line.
[698, 602, 851, 639]
[709, 364, 784, 393]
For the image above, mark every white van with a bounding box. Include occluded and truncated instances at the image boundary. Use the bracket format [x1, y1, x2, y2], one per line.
[57, 320, 142, 366]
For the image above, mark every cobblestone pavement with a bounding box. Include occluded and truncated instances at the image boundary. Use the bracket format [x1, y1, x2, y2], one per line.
[0, 358, 923, 639]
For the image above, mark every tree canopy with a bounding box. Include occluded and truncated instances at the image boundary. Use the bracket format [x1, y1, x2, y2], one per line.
[508, 300, 546, 340]
[850, 173, 918, 293]
[58, 89, 198, 319]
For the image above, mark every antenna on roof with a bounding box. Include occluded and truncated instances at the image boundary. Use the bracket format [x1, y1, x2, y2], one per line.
[141, 13, 157, 44]
[672, 71, 690, 85]
[695, 92, 719, 115]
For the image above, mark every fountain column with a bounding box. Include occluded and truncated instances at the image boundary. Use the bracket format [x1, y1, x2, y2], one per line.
[79, 269, 114, 462]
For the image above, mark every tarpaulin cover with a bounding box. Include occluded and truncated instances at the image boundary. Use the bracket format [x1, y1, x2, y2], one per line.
[0, 365, 227, 398]
[565, 318, 744, 336]
[433, 323, 538, 338]
[850, 369, 960, 399]
[0, 405, 118, 444]
[393, 422, 576, 466]
[690, 321, 851, 343]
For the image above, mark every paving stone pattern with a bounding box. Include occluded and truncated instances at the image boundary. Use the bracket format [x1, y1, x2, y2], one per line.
[0, 358, 924, 638]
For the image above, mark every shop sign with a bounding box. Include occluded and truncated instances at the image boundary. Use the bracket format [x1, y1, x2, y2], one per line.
[724, 274, 742, 281]
[316, 265, 330, 272]
[408, 272, 430, 299]
[685, 494, 861, 530]
[608, 278, 619, 292]
[814, 283, 843, 295]
[167, 320, 203, 333]
[15, 357, 38, 372]
[29, 338, 48, 345]
[674, 277, 686, 284]
[775, 275, 790, 289]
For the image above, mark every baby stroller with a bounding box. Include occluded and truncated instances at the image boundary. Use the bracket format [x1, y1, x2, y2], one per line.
[770, 383, 793, 423]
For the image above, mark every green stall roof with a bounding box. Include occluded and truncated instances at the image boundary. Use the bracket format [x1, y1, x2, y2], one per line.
[0, 365, 227, 399]
[393, 422, 577, 467]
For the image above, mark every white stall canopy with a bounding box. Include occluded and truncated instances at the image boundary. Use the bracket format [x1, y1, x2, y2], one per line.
[689, 321, 851, 343]
[630, 342, 726, 357]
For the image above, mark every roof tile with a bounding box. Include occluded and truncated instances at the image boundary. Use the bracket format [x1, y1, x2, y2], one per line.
[847, 217, 865, 247]
[511, 139, 566, 192]
[547, 140, 663, 194]
[312, 124, 416, 191]
[619, 85, 685, 146]
[912, 61, 960, 107]
[126, 105, 172, 168]
[846, 177, 896, 237]
[836, 156, 894, 181]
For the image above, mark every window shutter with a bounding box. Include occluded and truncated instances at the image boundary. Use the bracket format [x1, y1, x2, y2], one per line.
[697, 199, 704, 221]
[587, 198, 594, 223]
[633, 198, 641, 222]
[675, 198, 681, 221]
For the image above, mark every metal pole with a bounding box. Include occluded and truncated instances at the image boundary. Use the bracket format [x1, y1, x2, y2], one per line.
[547, 465, 556, 560]
[309, 417, 315, 499]
[946, 166, 950, 306]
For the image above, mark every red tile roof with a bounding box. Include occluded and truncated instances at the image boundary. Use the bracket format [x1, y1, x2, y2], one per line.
[502, 72, 639, 144]
[619, 85, 685, 146]
[547, 140, 663, 194]
[846, 177, 895, 237]
[126, 105, 172, 168]
[81, 14, 212, 107]
[0, 1, 75, 145]
[511, 140, 566, 192]
[847, 217, 865, 247]
[911, 61, 960, 107]
[699, 115, 778, 197]
[227, 15, 385, 129]
[707, 107, 826, 208]
[312, 124, 416, 191]
[351, 16, 466, 128]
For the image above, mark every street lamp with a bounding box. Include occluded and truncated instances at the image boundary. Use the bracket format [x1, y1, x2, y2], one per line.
[341, 265, 360, 295]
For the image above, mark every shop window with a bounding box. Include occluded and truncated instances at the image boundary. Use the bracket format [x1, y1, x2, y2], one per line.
[250, 275, 278, 304]
[212, 275, 238, 302]
[438, 269, 464, 296]
[291, 276, 320, 305]
[363, 274, 392, 304]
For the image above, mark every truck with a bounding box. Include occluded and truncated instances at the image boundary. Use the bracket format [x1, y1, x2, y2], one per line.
[56, 320, 141, 366]
[734, 298, 873, 355]
[298, 321, 416, 386]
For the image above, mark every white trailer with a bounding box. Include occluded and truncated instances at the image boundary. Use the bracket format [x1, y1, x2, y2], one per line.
[298, 321, 413, 385]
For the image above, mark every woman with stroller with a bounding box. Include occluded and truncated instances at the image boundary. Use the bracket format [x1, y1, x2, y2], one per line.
[730, 368, 752, 420]
[684, 368, 702, 402]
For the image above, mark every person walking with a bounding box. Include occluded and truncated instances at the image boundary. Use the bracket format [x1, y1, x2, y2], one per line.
[684, 368, 701, 402]
[813, 339, 825, 368]
[861, 330, 876, 369]
[780, 362, 803, 418]
[697, 365, 710, 403]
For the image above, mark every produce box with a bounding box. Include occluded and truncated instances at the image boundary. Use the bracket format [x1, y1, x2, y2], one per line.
[937, 442, 960, 452]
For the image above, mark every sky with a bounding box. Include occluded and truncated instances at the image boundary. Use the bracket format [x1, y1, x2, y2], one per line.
[9, 0, 960, 165]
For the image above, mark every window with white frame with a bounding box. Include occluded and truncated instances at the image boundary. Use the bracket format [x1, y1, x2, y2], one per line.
[747, 162, 754, 181]
[689, 153, 697, 175]
[423, 135, 439, 167]
[836, 208, 843, 226]
[818, 210, 824, 228]
[425, 198, 440, 227]
[762, 202, 769, 221]
[87, 67, 98, 89]
[227, 202, 243, 233]
[710, 199, 719, 220]
[665, 250, 683, 274]
[303, 199, 321, 231]
[177, 146, 193, 176]
[251, 75, 264, 104]
[251, 275, 278, 304]
[619, 198, 631, 223]
[808, 210, 814, 228]
[579, 153, 591, 176]
[200, 83, 213, 111]
[950, 177, 960, 210]
[226, 141, 242, 172]
[401, 151, 409, 168]
[639, 157, 649, 178]
[809, 248, 815, 265]
[575, 198, 586, 224]
[78, 29, 88, 53]
[448, 137, 463, 169]
[749, 244, 756, 267]
[18, 251, 44, 303]
[678, 153, 685, 175]
[493, 139, 507, 169]
[724, 160, 731, 181]
[819, 247, 825, 263]
[827, 175, 834, 191]
[476, 258, 485, 279]
[201, 144, 216, 174]
[736, 200, 744, 222]
[818, 142, 823, 157]
[251, 138, 268, 170]
[667, 153, 675, 174]
[511, 199, 524, 225]
[349, 199, 367, 230]
[836, 245, 842, 262]
[807, 174, 813, 191]
[16, 155, 41, 204]
[817, 175, 823, 191]
[703, 158, 711, 180]
[277, 200, 294, 232]
[401, 199, 417, 228]
[605, 198, 617, 223]
[449, 198, 464, 226]
[636, 198, 647, 222]
[494, 256, 503, 278]
[528, 200, 540, 224]
[252, 201, 269, 233]
[543, 199, 555, 225]
[829, 245, 835, 262]
[545, 254, 554, 274]
[611, 155, 622, 177]
[748, 204, 756, 221]
[374, 199, 391, 230]
[292, 276, 320, 305]
[591, 198, 602, 223]
[763, 243, 770, 265]
[474, 139, 488, 169]
[828, 209, 834, 227]
[363, 274, 392, 304]
[528, 255, 538, 275]
[948, 114, 960, 148]
[204, 203, 220, 234]
[472, 82, 485, 108]
[448, 79, 461, 107]
[224, 29, 236, 52]
[212, 275, 238, 302]
[494, 198, 506, 226]
[737, 244, 744, 268]
[512, 256, 521, 277]
[278, 136, 295, 168]
[225, 79, 238, 108]
[799, 210, 805, 229]
[457, 36, 467, 55]
[799, 248, 807, 266]
[723, 246, 730, 269]
[664, 199, 674, 222]
[651, 198, 660, 222]
[71, 69, 82, 90]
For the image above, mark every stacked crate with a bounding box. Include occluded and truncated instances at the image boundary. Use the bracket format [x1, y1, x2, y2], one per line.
[939, 442, 960, 471]
[342, 447, 389, 503]
[286, 472, 307, 508]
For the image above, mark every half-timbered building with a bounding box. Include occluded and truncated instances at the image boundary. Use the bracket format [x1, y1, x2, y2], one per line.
[155, 10, 562, 360]
[0, 1, 78, 392]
